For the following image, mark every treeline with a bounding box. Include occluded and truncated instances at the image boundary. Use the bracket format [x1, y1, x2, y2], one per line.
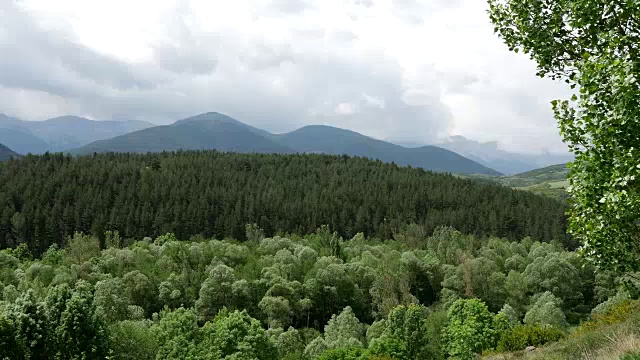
[0, 151, 567, 254]
[0, 227, 629, 359]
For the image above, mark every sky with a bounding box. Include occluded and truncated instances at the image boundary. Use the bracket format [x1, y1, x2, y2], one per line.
[0, 0, 572, 154]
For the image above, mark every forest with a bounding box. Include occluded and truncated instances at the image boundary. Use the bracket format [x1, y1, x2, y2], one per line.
[1, 225, 636, 360]
[0, 151, 568, 255]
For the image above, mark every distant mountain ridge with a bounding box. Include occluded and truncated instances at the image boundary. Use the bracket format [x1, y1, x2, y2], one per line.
[0, 113, 154, 153]
[434, 135, 574, 175]
[74, 112, 502, 176]
[0, 143, 20, 161]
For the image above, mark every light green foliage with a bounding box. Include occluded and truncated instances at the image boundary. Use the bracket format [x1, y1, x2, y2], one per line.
[496, 324, 565, 352]
[108, 320, 158, 360]
[53, 281, 109, 359]
[444, 299, 497, 360]
[275, 327, 304, 359]
[591, 290, 631, 316]
[498, 304, 520, 327]
[198, 309, 278, 360]
[317, 347, 366, 360]
[41, 244, 65, 266]
[195, 264, 236, 321]
[488, 0, 640, 276]
[12, 290, 48, 359]
[152, 307, 200, 359]
[324, 306, 365, 349]
[304, 336, 330, 360]
[365, 320, 386, 345]
[368, 304, 433, 360]
[94, 277, 131, 323]
[0, 229, 617, 358]
[0, 311, 19, 360]
[66, 232, 101, 265]
[245, 223, 265, 243]
[524, 292, 568, 329]
[504, 271, 528, 316]
[524, 252, 584, 309]
[259, 295, 292, 329]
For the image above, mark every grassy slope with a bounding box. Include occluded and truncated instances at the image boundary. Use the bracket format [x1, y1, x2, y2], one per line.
[464, 164, 570, 199]
[484, 301, 640, 360]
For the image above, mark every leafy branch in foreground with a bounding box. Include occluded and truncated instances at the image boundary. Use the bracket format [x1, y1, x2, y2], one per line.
[488, 0, 640, 276]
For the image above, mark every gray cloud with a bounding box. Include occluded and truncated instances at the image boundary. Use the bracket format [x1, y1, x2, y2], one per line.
[0, 2, 161, 95]
[0, 0, 569, 154]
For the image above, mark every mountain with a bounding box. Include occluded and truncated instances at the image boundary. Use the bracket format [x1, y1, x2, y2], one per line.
[275, 125, 502, 175]
[0, 128, 51, 154]
[75, 113, 293, 154]
[434, 135, 574, 175]
[75, 112, 501, 176]
[0, 113, 155, 153]
[27, 116, 154, 150]
[0, 143, 20, 161]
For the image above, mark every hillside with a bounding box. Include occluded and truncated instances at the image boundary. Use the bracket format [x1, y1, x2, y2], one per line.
[0, 113, 154, 153]
[75, 112, 502, 176]
[0, 151, 566, 252]
[0, 143, 20, 161]
[465, 163, 570, 199]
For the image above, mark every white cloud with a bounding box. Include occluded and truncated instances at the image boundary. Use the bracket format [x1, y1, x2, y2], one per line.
[1, 0, 571, 153]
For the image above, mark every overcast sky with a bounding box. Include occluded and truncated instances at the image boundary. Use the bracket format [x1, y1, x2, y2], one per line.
[0, 0, 571, 154]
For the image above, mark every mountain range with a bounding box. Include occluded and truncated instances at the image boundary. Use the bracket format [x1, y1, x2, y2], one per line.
[0, 143, 20, 161]
[0, 113, 153, 154]
[72, 112, 502, 175]
[435, 135, 574, 175]
[1, 111, 572, 176]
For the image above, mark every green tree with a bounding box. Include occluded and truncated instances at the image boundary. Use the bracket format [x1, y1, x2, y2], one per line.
[443, 299, 497, 360]
[12, 290, 49, 360]
[198, 309, 277, 360]
[108, 320, 158, 360]
[368, 304, 433, 360]
[53, 281, 109, 359]
[0, 310, 20, 360]
[488, 0, 640, 276]
[324, 306, 365, 349]
[195, 264, 236, 322]
[524, 292, 568, 329]
[93, 277, 130, 323]
[152, 307, 200, 359]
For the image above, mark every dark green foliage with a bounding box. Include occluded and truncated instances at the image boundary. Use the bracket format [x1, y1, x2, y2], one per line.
[496, 324, 565, 352]
[0, 151, 567, 253]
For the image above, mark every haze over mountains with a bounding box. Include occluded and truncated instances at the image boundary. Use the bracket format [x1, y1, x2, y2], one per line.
[0, 143, 20, 161]
[0, 111, 571, 176]
[435, 136, 574, 175]
[0, 113, 153, 153]
[73, 112, 502, 175]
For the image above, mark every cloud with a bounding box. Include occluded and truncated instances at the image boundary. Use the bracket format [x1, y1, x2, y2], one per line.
[2, 0, 571, 154]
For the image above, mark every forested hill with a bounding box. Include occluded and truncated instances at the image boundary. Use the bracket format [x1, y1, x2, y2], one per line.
[0, 151, 567, 254]
[0, 143, 20, 161]
[73, 112, 502, 176]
